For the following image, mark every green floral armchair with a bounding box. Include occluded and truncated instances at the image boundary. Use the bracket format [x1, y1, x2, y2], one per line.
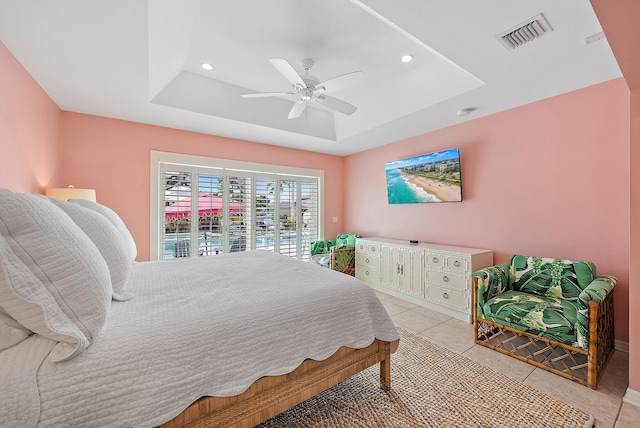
[473, 255, 616, 389]
[310, 233, 361, 276]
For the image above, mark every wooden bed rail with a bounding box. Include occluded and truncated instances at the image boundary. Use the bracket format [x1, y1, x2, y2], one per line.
[162, 338, 399, 428]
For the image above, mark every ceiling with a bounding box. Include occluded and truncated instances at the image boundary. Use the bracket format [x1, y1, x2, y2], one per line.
[0, 0, 622, 156]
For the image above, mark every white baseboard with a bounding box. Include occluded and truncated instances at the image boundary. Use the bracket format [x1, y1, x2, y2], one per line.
[623, 388, 640, 407]
[615, 339, 629, 353]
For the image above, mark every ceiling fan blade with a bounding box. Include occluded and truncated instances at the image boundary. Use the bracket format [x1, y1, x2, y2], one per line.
[241, 92, 295, 98]
[288, 99, 307, 119]
[316, 95, 357, 116]
[269, 58, 306, 88]
[316, 70, 367, 93]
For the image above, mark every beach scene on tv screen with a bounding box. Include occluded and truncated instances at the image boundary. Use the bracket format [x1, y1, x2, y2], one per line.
[385, 148, 462, 204]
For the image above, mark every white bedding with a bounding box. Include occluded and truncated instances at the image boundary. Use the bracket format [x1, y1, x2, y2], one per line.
[0, 251, 400, 427]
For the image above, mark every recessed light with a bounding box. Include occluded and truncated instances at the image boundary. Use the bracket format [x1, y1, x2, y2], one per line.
[201, 62, 214, 71]
[401, 54, 414, 63]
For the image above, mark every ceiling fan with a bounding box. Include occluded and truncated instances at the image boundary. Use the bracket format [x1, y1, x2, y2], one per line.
[241, 58, 367, 119]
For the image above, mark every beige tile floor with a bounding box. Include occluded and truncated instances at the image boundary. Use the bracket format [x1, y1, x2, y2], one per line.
[375, 291, 638, 428]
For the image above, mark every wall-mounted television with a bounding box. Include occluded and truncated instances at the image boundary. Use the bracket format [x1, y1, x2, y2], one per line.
[385, 148, 462, 204]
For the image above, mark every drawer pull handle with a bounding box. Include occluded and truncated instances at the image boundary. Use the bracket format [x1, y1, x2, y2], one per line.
[366, 271, 370, 276]
[454, 260, 460, 267]
[432, 257, 438, 263]
[443, 275, 449, 282]
[443, 292, 449, 299]
[366, 258, 370, 263]
[371, 247, 376, 252]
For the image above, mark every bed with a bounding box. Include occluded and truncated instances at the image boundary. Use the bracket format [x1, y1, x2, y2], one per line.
[0, 190, 400, 427]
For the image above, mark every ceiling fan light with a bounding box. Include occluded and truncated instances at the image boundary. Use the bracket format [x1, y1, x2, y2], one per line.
[201, 62, 214, 71]
[401, 54, 414, 63]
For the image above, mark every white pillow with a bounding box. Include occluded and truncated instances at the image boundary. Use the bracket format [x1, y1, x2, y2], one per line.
[69, 199, 137, 262]
[0, 308, 31, 351]
[48, 198, 134, 301]
[0, 239, 89, 360]
[0, 190, 111, 361]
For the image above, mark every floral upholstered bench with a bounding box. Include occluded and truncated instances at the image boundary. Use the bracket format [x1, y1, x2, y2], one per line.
[472, 254, 616, 389]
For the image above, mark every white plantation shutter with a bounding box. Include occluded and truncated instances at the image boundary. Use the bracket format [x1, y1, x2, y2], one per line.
[300, 179, 319, 261]
[152, 152, 322, 261]
[196, 172, 224, 256]
[254, 177, 276, 252]
[278, 179, 297, 258]
[161, 170, 193, 259]
[226, 173, 252, 254]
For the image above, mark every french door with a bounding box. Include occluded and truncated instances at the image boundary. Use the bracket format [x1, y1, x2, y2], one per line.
[157, 162, 320, 261]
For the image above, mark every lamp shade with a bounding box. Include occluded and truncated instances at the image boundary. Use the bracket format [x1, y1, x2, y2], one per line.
[45, 185, 96, 202]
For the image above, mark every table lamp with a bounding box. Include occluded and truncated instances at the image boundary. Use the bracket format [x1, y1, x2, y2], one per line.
[45, 185, 96, 202]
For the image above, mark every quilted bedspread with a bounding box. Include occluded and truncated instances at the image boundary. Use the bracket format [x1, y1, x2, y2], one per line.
[0, 251, 400, 427]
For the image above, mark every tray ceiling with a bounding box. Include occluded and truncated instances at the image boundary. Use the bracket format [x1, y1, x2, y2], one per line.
[0, 0, 621, 155]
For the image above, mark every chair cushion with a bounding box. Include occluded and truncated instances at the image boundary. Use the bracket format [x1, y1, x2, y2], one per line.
[483, 291, 579, 347]
[310, 240, 329, 256]
[335, 233, 360, 248]
[509, 255, 596, 300]
[310, 254, 331, 268]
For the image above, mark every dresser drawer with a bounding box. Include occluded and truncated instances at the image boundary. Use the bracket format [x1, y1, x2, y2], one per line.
[356, 252, 380, 269]
[426, 253, 445, 270]
[425, 270, 468, 293]
[352, 237, 492, 323]
[445, 255, 468, 274]
[356, 264, 380, 284]
[425, 286, 469, 312]
[356, 241, 380, 257]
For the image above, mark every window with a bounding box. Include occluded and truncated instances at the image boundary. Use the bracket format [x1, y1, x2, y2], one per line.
[150, 151, 323, 261]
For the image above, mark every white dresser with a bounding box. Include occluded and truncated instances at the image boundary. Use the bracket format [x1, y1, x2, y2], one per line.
[355, 237, 493, 323]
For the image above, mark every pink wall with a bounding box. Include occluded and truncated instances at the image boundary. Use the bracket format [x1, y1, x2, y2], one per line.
[2, 31, 637, 389]
[0, 42, 61, 192]
[58, 113, 345, 261]
[344, 78, 630, 343]
[590, 0, 639, 395]
[629, 90, 640, 395]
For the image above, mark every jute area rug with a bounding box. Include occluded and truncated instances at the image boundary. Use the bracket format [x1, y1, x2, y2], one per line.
[258, 331, 594, 428]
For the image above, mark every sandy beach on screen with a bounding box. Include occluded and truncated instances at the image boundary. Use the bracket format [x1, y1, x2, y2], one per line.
[399, 170, 461, 202]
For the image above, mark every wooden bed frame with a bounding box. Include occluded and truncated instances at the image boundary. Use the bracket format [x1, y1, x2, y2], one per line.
[161, 338, 399, 428]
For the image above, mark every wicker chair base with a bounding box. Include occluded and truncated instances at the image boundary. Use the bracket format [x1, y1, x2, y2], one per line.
[474, 292, 614, 389]
[331, 247, 356, 277]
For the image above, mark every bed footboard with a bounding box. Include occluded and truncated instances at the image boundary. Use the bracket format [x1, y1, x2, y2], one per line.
[162, 338, 399, 428]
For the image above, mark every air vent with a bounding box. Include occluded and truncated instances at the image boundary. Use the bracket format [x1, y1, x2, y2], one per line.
[584, 31, 605, 45]
[496, 13, 553, 50]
